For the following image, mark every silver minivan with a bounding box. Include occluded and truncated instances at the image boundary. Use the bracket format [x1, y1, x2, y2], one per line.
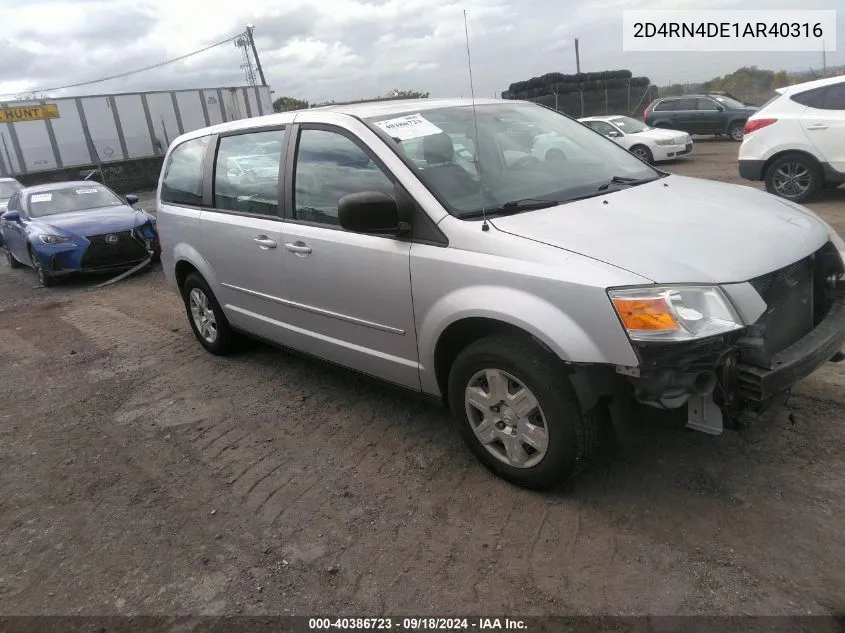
[156, 98, 845, 490]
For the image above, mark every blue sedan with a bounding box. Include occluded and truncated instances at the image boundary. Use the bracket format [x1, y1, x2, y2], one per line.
[1, 181, 158, 287]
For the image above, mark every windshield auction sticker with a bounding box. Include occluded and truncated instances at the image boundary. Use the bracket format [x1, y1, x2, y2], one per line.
[30, 193, 52, 203]
[374, 113, 444, 141]
[75, 188, 100, 194]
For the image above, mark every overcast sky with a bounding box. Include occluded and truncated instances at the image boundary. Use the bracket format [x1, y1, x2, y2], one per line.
[0, 0, 841, 103]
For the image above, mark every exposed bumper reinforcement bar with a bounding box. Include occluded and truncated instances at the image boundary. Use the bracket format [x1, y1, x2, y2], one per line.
[737, 295, 845, 402]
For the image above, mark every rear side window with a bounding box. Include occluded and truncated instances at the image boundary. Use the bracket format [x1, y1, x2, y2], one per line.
[676, 98, 697, 110]
[161, 136, 210, 206]
[213, 128, 285, 216]
[821, 84, 845, 110]
[791, 88, 826, 108]
[653, 100, 675, 111]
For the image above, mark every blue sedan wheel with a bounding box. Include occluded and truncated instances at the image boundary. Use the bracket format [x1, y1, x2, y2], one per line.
[6, 247, 22, 269]
[29, 247, 54, 287]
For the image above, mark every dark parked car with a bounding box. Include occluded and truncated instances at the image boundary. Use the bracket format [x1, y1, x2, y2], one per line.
[643, 94, 758, 141]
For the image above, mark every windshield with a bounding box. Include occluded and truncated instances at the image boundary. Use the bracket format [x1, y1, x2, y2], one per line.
[0, 181, 20, 199]
[609, 116, 649, 133]
[27, 185, 125, 217]
[712, 95, 746, 109]
[366, 103, 659, 218]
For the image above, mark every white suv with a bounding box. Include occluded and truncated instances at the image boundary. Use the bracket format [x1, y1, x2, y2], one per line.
[738, 75, 845, 203]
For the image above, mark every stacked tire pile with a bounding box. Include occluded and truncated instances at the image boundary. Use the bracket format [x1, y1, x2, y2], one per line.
[501, 70, 658, 118]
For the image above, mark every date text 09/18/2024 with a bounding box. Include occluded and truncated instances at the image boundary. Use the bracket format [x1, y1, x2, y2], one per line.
[308, 618, 528, 630]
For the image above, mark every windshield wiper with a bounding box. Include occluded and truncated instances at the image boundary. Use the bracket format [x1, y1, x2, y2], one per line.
[597, 175, 655, 191]
[460, 198, 562, 219]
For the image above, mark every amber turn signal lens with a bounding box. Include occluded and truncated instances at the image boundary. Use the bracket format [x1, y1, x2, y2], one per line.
[612, 297, 680, 331]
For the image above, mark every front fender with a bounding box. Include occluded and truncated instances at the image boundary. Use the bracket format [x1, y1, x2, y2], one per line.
[417, 285, 639, 395]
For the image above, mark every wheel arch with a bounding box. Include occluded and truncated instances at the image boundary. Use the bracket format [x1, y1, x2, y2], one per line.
[432, 315, 621, 417]
[172, 243, 218, 296]
[419, 287, 632, 400]
[762, 149, 823, 179]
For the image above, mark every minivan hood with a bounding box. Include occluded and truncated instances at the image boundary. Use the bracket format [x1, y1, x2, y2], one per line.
[489, 175, 829, 284]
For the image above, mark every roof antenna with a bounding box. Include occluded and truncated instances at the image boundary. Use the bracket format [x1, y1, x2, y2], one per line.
[463, 9, 489, 232]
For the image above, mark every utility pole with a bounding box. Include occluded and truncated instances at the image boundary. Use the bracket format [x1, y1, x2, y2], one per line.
[574, 38, 581, 74]
[822, 40, 827, 77]
[245, 24, 267, 86]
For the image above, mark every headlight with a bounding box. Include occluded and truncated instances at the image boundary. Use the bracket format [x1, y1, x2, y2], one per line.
[609, 286, 743, 342]
[655, 138, 683, 146]
[39, 234, 72, 245]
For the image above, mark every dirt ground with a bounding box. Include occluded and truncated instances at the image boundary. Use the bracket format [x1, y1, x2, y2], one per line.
[2, 140, 845, 617]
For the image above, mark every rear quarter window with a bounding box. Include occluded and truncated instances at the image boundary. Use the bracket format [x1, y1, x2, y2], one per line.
[790, 87, 826, 108]
[161, 136, 210, 206]
[653, 100, 675, 112]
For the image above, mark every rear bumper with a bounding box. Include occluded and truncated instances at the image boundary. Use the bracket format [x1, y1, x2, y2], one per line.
[738, 159, 766, 181]
[737, 295, 845, 402]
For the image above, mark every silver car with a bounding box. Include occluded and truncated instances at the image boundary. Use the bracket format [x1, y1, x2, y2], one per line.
[156, 98, 845, 490]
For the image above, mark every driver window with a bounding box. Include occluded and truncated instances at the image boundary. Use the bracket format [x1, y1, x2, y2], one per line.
[293, 128, 394, 227]
[213, 128, 284, 215]
[696, 98, 721, 111]
[587, 121, 617, 136]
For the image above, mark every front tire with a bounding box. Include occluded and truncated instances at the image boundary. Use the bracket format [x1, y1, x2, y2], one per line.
[765, 154, 822, 203]
[28, 247, 54, 286]
[182, 272, 238, 355]
[630, 144, 653, 164]
[6, 248, 21, 269]
[447, 334, 598, 490]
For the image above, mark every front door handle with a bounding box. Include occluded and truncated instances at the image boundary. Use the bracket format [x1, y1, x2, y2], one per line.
[806, 124, 828, 130]
[253, 235, 277, 249]
[284, 241, 312, 256]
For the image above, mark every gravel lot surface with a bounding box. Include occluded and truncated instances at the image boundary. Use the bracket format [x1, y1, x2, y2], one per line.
[2, 140, 844, 617]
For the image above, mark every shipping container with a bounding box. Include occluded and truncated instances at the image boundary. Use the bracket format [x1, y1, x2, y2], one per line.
[0, 85, 273, 177]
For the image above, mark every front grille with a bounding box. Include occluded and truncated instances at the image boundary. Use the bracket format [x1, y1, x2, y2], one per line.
[81, 230, 149, 270]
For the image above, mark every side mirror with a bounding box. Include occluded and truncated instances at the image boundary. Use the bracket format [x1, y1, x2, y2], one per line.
[716, 104, 726, 112]
[126, 194, 139, 205]
[338, 191, 410, 235]
[3, 210, 20, 222]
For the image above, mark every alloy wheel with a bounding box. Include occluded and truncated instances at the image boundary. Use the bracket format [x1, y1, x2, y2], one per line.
[189, 288, 218, 344]
[772, 162, 812, 199]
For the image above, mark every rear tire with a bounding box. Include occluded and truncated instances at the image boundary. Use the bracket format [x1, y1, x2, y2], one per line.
[630, 144, 653, 164]
[182, 272, 238, 355]
[447, 333, 598, 490]
[764, 154, 822, 203]
[728, 122, 744, 142]
[6, 248, 21, 269]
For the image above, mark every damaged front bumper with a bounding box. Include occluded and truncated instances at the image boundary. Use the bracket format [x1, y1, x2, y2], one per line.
[619, 243, 845, 435]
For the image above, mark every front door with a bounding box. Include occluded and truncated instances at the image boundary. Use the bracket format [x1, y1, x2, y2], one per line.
[692, 97, 725, 134]
[199, 127, 294, 345]
[672, 97, 701, 133]
[279, 125, 419, 389]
